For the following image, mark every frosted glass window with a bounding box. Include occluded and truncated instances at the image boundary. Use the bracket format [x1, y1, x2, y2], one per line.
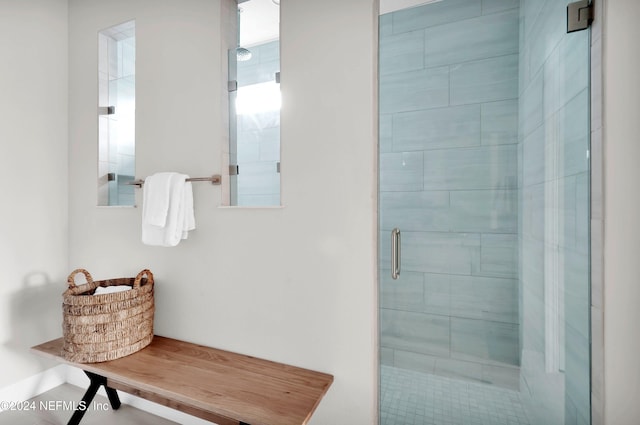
[98, 20, 135, 206]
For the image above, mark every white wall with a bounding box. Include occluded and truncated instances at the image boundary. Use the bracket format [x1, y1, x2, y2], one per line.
[68, 0, 378, 423]
[603, 0, 640, 424]
[0, 0, 69, 388]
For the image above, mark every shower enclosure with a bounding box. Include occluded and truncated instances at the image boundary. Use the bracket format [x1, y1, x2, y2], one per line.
[378, 1, 591, 424]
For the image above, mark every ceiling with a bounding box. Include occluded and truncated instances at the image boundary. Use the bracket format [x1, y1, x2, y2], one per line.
[239, 0, 280, 47]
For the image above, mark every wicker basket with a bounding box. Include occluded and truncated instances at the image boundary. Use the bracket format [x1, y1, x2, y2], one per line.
[62, 268, 154, 363]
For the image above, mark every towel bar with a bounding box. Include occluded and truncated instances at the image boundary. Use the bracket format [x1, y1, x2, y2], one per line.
[126, 174, 222, 187]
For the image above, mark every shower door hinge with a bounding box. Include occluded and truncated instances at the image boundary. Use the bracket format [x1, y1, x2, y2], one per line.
[98, 106, 115, 115]
[567, 0, 593, 33]
[228, 80, 238, 92]
[229, 164, 239, 175]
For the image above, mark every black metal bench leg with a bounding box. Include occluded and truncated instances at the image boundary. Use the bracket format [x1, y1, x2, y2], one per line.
[104, 386, 121, 410]
[66, 371, 121, 425]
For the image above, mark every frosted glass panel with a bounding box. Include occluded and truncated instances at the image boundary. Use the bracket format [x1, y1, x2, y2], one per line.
[379, 0, 591, 424]
[227, 0, 280, 206]
[98, 20, 135, 206]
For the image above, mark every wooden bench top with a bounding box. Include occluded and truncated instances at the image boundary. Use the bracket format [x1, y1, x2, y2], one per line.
[31, 337, 333, 425]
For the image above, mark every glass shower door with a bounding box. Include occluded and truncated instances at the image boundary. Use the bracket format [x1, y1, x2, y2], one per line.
[378, 1, 590, 424]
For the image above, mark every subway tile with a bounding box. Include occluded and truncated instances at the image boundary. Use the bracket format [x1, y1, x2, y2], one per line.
[380, 347, 394, 366]
[481, 0, 519, 15]
[393, 350, 437, 373]
[565, 397, 579, 425]
[423, 10, 519, 68]
[379, 30, 424, 76]
[117, 154, 135, 177]
[522, 0, 545, 42]
[393, 104, 480, 151]
[521, 287, 545, 353]
[379, 231, 390, 269]
[450, 54, 518, 105]
[424, 273, 451, 316]
[481, 364, 520, 390]
[477, 233, 518, 278]
[564, 323, 591, 421]
[556, 89, 590, 177]
[543, 32, 589, 119]
[519, 67, 543, 138]
[520, 239, 545, 353]
[379, 13, 392, 38]
[401, 231, 480, 275]
[256, 40, 279, 64]
[575, 172, 590, 253]
[237, 131, 260, 162]
[451, 317, 519, 366]
[380, 152, 424, 192]
[449, 275, 518, 324]
[117, 193, 135, 206]
[239, 109, 279, 132]
[424, 145, 517, 190]
[258, 128, 280, 161]
[528, 0, 566, 76]
[380, 308, 451, 357]
[236, 161, 280, 195]
[121, 41, 135, 78]
[449, 190, 517, 234]
[379, 191, 450, 232]
[379, 114, 393, 153]
[236, 193, 280, 206]
[108, 181, 118, 204]
[380, 66, 449, 114]
[434, 357, 484, 383]
[108, 38, 118, 78]
[380, 270, 425, 312]
[556, 175, 578, 251]
[522, 125, 544, 187]
[237, 59, 279, 87]
[392, 0, 481, 34]
[518, 22, 531, 95]
[517, 141, 523, 189]
[481, 100, 518, 145]
[564, 248, 590, 339]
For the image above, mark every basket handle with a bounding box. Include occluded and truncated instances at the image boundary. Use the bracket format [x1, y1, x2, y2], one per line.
[67, 269, 94, 289]
[134, 269, 154, 289]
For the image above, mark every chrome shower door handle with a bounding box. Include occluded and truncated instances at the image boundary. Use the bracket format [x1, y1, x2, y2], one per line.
[391, 228, 401, 280]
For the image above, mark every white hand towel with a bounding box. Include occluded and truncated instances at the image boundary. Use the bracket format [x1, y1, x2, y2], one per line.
[142, 172, 174, 227]
[182, 181, 195, 239]
[164, 173, 188, 246]
[142, 173, 196, 247]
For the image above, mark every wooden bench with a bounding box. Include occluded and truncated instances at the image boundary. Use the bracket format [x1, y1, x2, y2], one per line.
[31, 337, 333, 425]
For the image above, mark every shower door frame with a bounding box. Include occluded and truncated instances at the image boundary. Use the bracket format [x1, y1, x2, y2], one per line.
[375, 1, 604, 424]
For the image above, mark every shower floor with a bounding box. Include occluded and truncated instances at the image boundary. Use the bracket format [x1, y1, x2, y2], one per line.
[380, 365, 530, 425]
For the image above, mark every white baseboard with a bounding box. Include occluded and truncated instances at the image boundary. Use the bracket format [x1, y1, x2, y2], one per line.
[0, 365, 67, 411]
[66, 366, 213, 425]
